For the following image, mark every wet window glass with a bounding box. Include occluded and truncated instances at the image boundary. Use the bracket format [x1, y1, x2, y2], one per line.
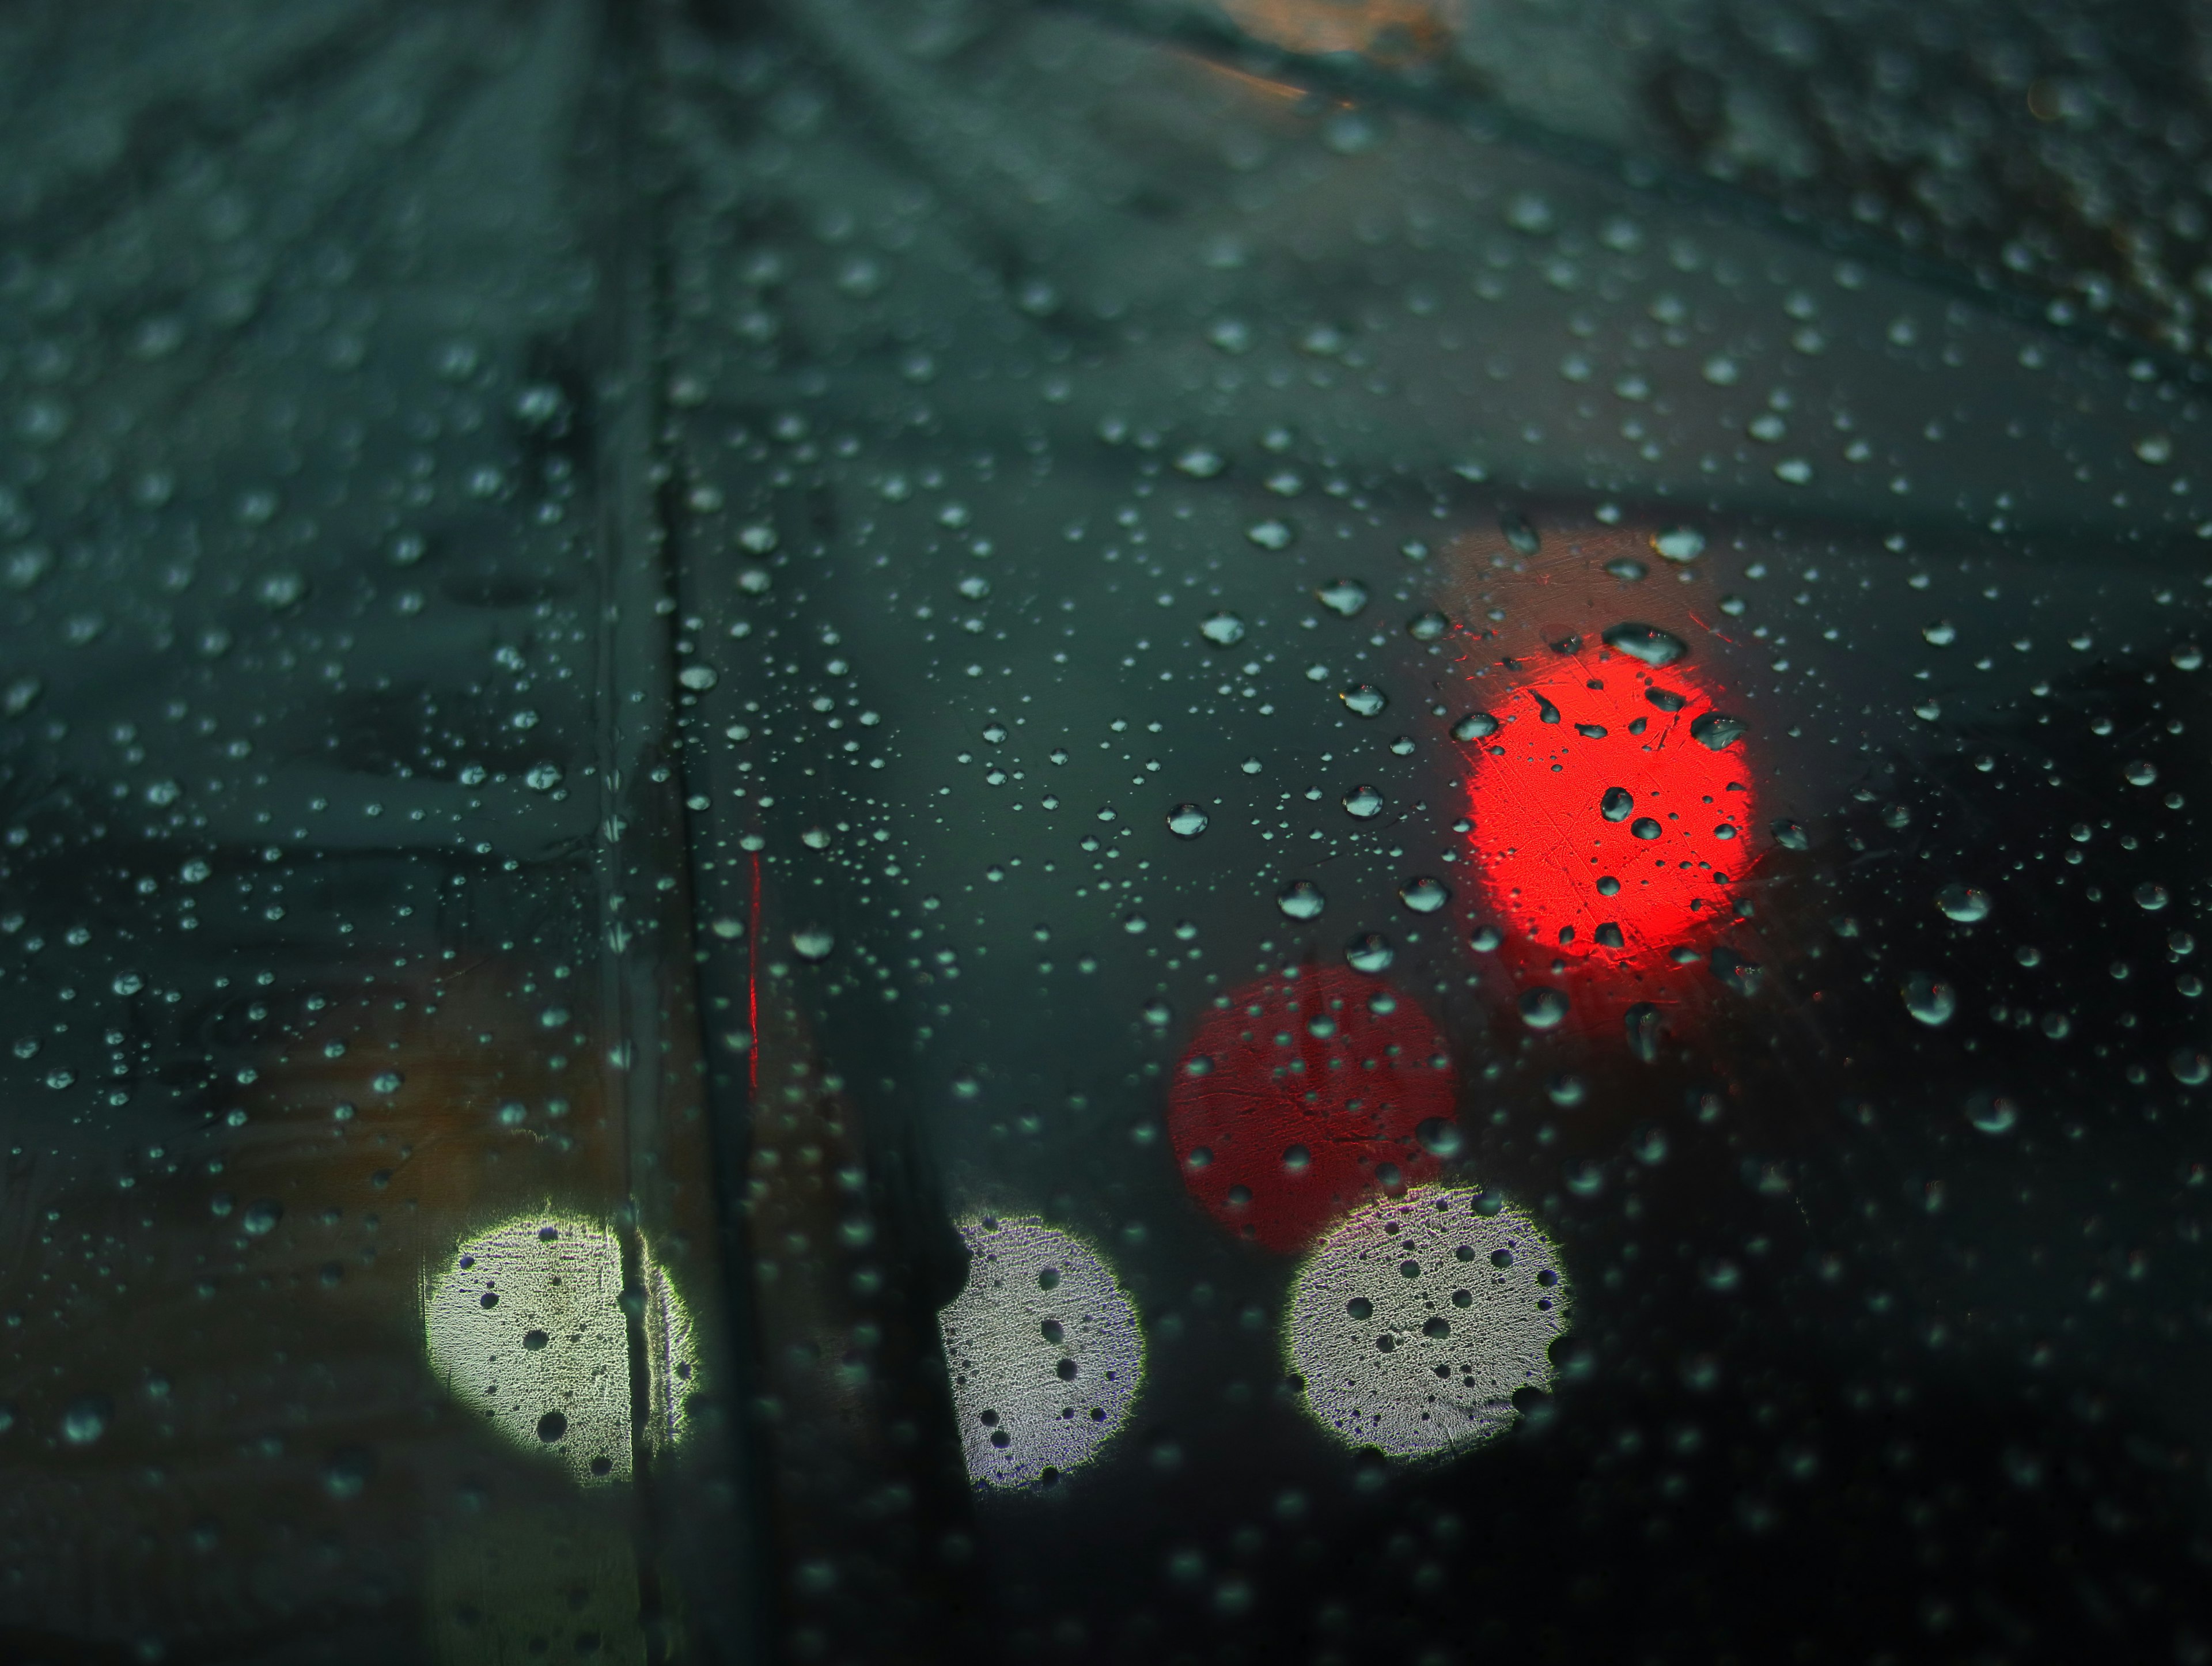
[7, 3, 2212, 1663]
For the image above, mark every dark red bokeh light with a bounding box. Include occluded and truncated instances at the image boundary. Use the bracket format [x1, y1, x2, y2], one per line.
[1168, 965, 1457, 1253]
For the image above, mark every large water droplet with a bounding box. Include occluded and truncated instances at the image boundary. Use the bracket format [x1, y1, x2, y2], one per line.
[1937, 883, 1991, 923]
[1399, 877, 1449, 914]
[1246, 520, 1293, 550]
[1600, 787, 1634, 823]
[1518, 987, 1569, 1029]
[1689, 712, 1748, 751]
[1650, 527, 1705, 563]
[1199, 612, 1247, 648]
[1342, 785, 1383, 818]
[1415, 1118, 1463, 1158]
[1344, 933, 1394, 973]
[2171, 1048, 2211, 1086]
[1602, 622, 1688, 668]
[1903, 972, 1957, 1026]
[2135, 882, 2171, 911]
[791, 926, 836, 961]
[1965, 1092, 2018, 1135]
[1624, 1002, 1664, 1062]
[1922, 619, 1957, 647]
[1451, 711, 1498, 742]
[1340, 684, 1388, 718]
[1500, 511, 1540, 555]
[1167, 804, 1209, 838]
[1605, 557, 1647, 582]
[1630, 816, 1662, 840]
[1709, 947, 1763, 997]
[1771, 819, 1809, 850]
[1277, 880, 1325, 920]
[1406, 611, 1449, 642]
[60, 1396, 111, 1446]
[1315, 579, 1369, 619]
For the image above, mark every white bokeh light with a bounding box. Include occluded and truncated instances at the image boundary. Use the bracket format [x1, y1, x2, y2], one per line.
[1286, 1183, 1570, 1457]
[424, 1215, 699, 1485]
[937, 1216, 1144, 1489]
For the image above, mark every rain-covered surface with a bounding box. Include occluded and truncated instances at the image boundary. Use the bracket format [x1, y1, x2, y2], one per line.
[7, 0, 2212, 1661]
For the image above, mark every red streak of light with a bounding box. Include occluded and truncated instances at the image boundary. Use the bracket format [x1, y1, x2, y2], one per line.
[747, 851, 762, 1101]
[1168, 965, 1457, 1252]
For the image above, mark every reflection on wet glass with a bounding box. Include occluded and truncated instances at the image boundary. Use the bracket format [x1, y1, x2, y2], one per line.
[425, 1215, 699, 1486]
[937, 1217, 1143, 1489]
[1286, 1184, 1569, 1456]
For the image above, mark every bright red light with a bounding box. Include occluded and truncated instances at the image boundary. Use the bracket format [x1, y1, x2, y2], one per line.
[1462, 650, 1753, 998]
[1168, 966, 1457, 1253]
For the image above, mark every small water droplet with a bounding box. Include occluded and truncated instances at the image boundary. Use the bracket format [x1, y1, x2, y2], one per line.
[1451, 711, 1498, 742]
[1605, 558, 1647, 582]
[60, 1396, 111, 1446]
[1277, 880, 1325, 920]
[1340, 684, 1388, 718]
[1415, 1119, 1463, 1158]
[1406, 611, 1449, 642]
[1965, 1093, 2018, 1135]
[791, 926, 836, 960]
[1500, 511, 1540, 555]
[1246, 520, 1293, 550]
[1200, 612, 1246, 648]
[1771, 819, 1809, 850]
[1601, 787, 1634, 823]
[1650, 527, 1705, 563]
[1922, 619, 1957, 647]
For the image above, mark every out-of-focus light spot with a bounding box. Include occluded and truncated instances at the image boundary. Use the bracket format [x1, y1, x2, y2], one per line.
[1168, 966, 1458, 1252]
[938, 1217, 1143, 1489]
[1463, 652, 1755, 1014]
[425, 1216, 699, 1486]
[1286, 1184, 1569, 1457]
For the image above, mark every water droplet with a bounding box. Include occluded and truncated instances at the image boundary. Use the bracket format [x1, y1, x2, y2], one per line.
[1399, 877, 1449, 914]
[1965, 1093, 2018, 1135]
[1689, 713, 1748, 751]
[241, 1199, 283, 1237]
[2172, 643, 2204, 672]
[1624, 1003, 1664, 1062]
[2125, 760, 2158, 786]
[2171, 1048, 2211, 1086]
[1771, 820, 1809, 850]
[1451, 711, 1498, 742]
[1500, 512, 1540, 556]
[1175, 447, 1225, 479]
[60, 1396, 111, 1446]
[2135, 433, 2174, 465]
[1650, 527, 1705, 563]
[1518, 987, 1569, 1029]
[1600, 787, 1634, 823]
[1406, 611, 1450, 642]
[1315, 579, 1368, 619]
[1342, 785, 1383, 819]
[1200, 612, 1247, 648]
[1903, 972, 1957, 1027]
[1709, 948, 1763, 997]
[1340, 684, 1388, 718]
[1277, 880, 1325, 921]
[1469, 925, 1502, 952]
[1415, 1119, 1463, 1158]
[1344, 934, 1395, 973]
[1605, 558, 1647, 582]
[1937, 883, 1991, 923]
[1165, 804, 1210, 839]
[1922, 619, 1957, 647]
[1601, 622, 1688, 668]
[1246, 520, 1293, 550]
[525, 763, 563, 792]
[111, 972, 143, 997]
[1630, 816, 1662, 840]
[2135, 882, 2172, 912]
[791, 926, 836, 960]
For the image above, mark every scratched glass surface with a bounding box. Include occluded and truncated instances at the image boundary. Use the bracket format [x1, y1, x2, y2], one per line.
[6, 2, 2212, 1664]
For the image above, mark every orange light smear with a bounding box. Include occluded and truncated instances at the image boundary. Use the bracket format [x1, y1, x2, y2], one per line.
[1219, 0, 1454, 63]
[1463, 649, 1755, 1027]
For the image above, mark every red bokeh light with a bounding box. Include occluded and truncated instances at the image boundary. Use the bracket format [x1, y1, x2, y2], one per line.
[1168, 965, 1457, 1253]
[1463, 651, 1753, 992]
